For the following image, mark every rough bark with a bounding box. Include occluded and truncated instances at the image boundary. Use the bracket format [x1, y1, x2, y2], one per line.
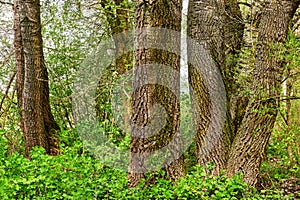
[225, 0, 299, 186]
[128, 0, 184, 187]
[13, 0, 60, 158]
[230, 0, 265, 135]
[187, 0, 243, 175]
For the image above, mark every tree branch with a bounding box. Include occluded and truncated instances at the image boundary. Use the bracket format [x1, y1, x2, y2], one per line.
[0, 1, 13, 6]
[237, 2, 252, 8]
[0, 71, 16, 113]
[280, 97, 300, 101]
[0, 50, 14, 69]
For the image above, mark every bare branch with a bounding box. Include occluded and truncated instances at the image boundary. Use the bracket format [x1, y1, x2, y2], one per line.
[0, 71, 16, 113]
[0, 1, 13, 6]
[238, 2, 252, 8]
[0, 49, 14, 69]
[280, 97, 300, 101]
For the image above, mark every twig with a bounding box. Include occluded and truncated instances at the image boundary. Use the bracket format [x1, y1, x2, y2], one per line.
[0, 84, 16, 128]
[237, 1, 252, 8]
[279, 110, 288, 126]
[0, 71, 16, 113]
[0, 0, 13, 6]
[280, 97, 300, 101]
[0, 49, 14, 69]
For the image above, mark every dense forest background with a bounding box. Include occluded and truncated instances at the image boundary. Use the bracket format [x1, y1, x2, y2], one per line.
[0, 0, 299, 199]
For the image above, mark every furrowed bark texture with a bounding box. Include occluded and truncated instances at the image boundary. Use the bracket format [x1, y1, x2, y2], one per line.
[226, 0, 299, 186]
[187, 0, 298, 185]
[14, 0, 60, 158]
[128, 0, 184, 187]
[187, 0, 236, 175]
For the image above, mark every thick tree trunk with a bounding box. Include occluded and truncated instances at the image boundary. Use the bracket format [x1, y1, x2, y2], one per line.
[225, 0, 299, 186]
[128, 0, 184, 187]
[187, 0, 244, 175]
[13, 0, 60, 158]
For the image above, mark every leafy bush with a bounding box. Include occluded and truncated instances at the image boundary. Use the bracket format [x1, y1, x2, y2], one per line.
[0, 132, 296, 199]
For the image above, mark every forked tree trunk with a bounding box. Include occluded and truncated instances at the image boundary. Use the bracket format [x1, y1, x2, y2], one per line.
[128, 0, 184, 187]
[226, 0, 299, 186]
[187, 0, 299, 185]
[13, 0, 60, 158]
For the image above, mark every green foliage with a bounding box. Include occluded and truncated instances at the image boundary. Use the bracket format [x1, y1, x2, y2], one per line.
[0, 132, 296, 199]
[41, 1, 106, 130]
[0, 139, 114, 199]
[257, 32, 300, 198]
[174, 168, 249, 200]
[259, 127, 300, 198]
[0, 1, 299, 199]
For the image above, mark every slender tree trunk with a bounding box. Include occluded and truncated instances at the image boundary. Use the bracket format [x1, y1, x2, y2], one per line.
[96, 0, 132, 123]
[128, 0, 184, 187]
[282, 69, 295, 164]
[285, 76, 295, 164]
[13, 0, 60, 158]
[226, 0, 299, 186]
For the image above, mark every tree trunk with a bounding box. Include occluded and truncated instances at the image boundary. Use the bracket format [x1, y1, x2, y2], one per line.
[225, 0, 299, 186]
[187, 0, 299, 185]
[128, 0, 184, 187]
[95, 0, 132, 123]
[13, 0, 60, 158]
[187, 0, 244, 175]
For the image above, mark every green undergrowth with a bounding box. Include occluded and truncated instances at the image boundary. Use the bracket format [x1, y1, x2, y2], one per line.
[0, 131, 296, 200]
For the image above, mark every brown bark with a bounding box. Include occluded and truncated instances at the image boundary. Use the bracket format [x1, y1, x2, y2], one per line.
[13, 0, 60, 158]
[187, 0, 299, 186]
[225, 0, 299, 186]
[187, 0, 244, 175]
[128, 0, 184, 187]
